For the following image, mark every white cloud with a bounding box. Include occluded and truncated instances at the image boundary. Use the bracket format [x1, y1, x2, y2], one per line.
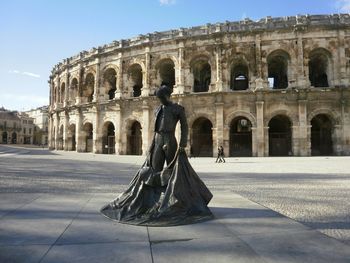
[159, 0, 176, 6]
[336, 0, 350, 12]
[8, 69, 41, 78]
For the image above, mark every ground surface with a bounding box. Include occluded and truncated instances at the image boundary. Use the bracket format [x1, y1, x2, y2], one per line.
[1, 145, 350, 262]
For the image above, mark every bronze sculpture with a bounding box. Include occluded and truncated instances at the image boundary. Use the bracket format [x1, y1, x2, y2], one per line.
[100, 85, 213, 226]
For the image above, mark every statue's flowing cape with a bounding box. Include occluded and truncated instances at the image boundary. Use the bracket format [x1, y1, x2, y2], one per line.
[100, 152, 213, 226]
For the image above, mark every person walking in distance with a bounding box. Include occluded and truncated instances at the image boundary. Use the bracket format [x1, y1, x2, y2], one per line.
[215, 145, 225, 163]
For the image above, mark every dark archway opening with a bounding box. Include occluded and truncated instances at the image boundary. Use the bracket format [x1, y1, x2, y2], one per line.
[230, 117, 252, 156]
[68, 124, 76, 151]
[104, 68, 117, 100]
[231, 64, 249, 90]
[2, 132, 8, 144]
[84, 73, 95, 102]
[127, 121, 142, 155]
[11, 132, 17, 144]
[83, 123, 93, 152]
[192, 117, 213, 157]
[311, 114, 333, 156]
[268, 115, 292, 156]
[268, 54, 288, 89]
[129, 64, 143, 97]
[158, 59, 175, 90]
[192, 60, 211, 92]
[309, 52, 329, 87]
[102, 122, 115, 154]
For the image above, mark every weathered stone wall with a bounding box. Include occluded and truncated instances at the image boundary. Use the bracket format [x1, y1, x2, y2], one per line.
[48, 14, 350, 156]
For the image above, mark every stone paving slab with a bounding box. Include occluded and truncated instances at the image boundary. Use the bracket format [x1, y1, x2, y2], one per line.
[0, 188, 350, 262]
[40, 242, 153, 263]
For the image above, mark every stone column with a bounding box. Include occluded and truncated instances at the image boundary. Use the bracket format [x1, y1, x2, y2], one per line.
[64, 70, 69, 107]
[251, 127, 258, 157]
[93, 107, 102, 153]
[56, 76, 60, 109]
[254, 35, 268, 89]
[76, 109, 83, 152]
[63, 112, 69, 151]
[114, 104, 122, 154]
[298, 99, 308, 156]
[215, 102, 224, 155]
[93, 58, 100, 102]
[142, 47, 150, 96]
[215, 45, 224, 92]
[76, 64, 83, 105]
[116, 54, 123, 99]
[142, 101, 150, 156]
[48, 114, 54, 149]
[337, 30, 346, 86]
[255, 100, 265, 156]
[296, 34, 307, 87]
[175, 42, 185, 94]
[54, 113, 59, 150]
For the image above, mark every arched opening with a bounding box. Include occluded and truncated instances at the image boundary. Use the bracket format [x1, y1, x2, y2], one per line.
[158, 59, 175, 90]
[103, 68, 117, 100]
[309, 49, 330, 87]
[102, 122, 115, 154]
[191, 117, 213, 157]
[60, 83, 65, 104]
[2, 132, 7, 144]
[68, 124, 76, 151]
[230, 63, 249, 90]
[70, 78, 78, 104]
[127, 121, 142, 155]
[267, 51, 289, 89]
[83, 123, 93, 152]
[58, 125, 64, 150]
[11, 132, 17, 144]
[192, 59, 211, 92]
[83, 73, 95, 102]
[311, 114, 333, 155]
[268, 115, 292, 156]
[129, 64, 143, 97]
[229, 117, 252, 156]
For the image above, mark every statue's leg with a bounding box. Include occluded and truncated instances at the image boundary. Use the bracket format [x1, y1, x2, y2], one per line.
[152, 134, 166, 173]
[165, 135, 178, 165]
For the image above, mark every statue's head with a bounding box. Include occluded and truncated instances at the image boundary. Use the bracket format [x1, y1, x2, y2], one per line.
[156, 85, 172, 105]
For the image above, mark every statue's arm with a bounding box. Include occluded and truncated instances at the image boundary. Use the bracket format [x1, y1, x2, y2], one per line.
[179, 106, 188, 148]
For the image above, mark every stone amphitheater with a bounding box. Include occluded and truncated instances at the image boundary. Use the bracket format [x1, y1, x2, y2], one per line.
[48, 14, 350, 157]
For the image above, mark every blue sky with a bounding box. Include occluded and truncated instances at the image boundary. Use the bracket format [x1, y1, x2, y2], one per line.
[0, 0, 348, 111]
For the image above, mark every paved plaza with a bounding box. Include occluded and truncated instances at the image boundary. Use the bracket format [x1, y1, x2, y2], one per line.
[1, 145, 350, 262]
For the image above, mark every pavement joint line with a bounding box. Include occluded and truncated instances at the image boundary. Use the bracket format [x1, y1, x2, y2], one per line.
[147, 227, 155, 263]
[37, 193, 95, 263]
[229, 189, 350, 248]
[0, 193, 44, 219]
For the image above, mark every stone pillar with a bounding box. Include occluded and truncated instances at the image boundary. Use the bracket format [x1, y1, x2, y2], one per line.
[298, 99, 308, 156]
[337, 30, 346, 86]
[142, 101, 150, 156]
[76, 64, 83, 105]
[93, 107, 102, 154]
[48, 114, 54, 149]
[54, 113, 59, 150]
[255, 100, 265, 156]
[264, 126, 269, 156]
[63, 112, 69, 151]
[296, 34, 307, 87]
[175, 43, 185, 94]
[76, 109, 83, 152]
[64, 70, 69, 107]
[215, 102, 224, 156]
[251, 127, 258, 157]
[114, 104, 122, 154]
[56, 76, 60, 109]
[93, 58, 100, 102]
[142, 47, 150, 96]
[116, 54, 123, 99]
[215, 45, 224, 92]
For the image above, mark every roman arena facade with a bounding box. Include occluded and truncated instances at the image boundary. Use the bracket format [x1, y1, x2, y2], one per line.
[49, 14, 350, 157]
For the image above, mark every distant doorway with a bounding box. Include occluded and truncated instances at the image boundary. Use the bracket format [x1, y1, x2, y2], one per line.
[230, 117, 252, 156]
[127, 121, 142, 155]
[311, 114, 333, 155]
[191, 117, 213, 157]
[268, 115, 292, 156]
